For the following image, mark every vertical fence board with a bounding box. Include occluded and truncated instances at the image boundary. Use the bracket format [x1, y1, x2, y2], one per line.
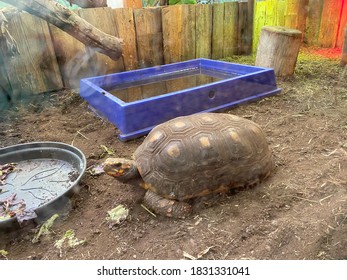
[265, 0, 277, 25]
[244, 0, 254, 55]
[135, 7, 165, 99]
[284, 0, 309, 35]
[78, 7, 125, 75]
[49, 25, 88, 89]
[238, 1, 250, 55]
[162, 4, 196, 63]
[181, 4, 196, 61]
[296, 0, 309, 34]
[5, 13, 63, 98]
[162, 5, 182, 64]
[276, 0, 286, 26]
[341, 25, 347, 66]
[224, 2, 239, 57]
[337, 0, 347, 48]
[212, 3, 224, 59]
[253, 0, 267, 52]
[318, 0, 342, 47]
[134, 7, 164, 68]
[196, 4, 212, 58]
[124, 0, 143, 8]
[305, 0, 324, 45]
[113, 8, 138, 70]
[162, 5, 197, 92]
[0, 55, 13, 110]
[285, 0, 298, 28]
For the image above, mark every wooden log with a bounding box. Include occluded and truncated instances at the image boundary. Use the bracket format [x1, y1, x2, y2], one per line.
[49, 9, 90, 89]
[255, 26, 302, 77]
[49, 24, 89, 89]
[0, 0, 123, 60]
[341, 26, 347, 67]
[78, 7, 125, 75]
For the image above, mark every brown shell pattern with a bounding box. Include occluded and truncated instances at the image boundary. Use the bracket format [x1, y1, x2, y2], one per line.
[134, 113, 273, 201]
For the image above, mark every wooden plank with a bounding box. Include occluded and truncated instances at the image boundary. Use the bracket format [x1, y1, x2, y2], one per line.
[305, 0, 323, 46]
[49, 24, 89, 89]
[78, 7, 125, 75]
[238, 1, 249, 55]
[276, 0, 286, 26]
[337, 0, 347, 48]
[181, 4, 196, 61]
[162, 4, 196, 63]
[0, 55, 13, 109]
[196, 4, 212, 58]
[244, 0, 254, 55]
[134, 7, 164, 68]
[162, 5, 182, 64]
[123, 0, 143, 8]
[212, 3, 225, 59]
[224, 2, 238, 57]
[113, 8, 139, 70]
[284, 0, 309, 35]
[296, 0, 309, 34]
[341, 25, 347, 66]
[318, 0, 343, 47]
[265, 0, 277, 26]
[253, 0, 267, 52]
[5, 12, 63, 96]
[284, 0, 298, 29]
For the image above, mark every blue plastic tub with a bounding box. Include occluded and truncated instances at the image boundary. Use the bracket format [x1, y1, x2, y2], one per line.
[80, 59, 280, 141]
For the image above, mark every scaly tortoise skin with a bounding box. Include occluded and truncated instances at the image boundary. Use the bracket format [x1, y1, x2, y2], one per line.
[103, 113, 273, 218]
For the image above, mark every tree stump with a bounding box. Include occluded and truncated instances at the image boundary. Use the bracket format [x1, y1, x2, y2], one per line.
[255, 26, 302, 77]
[341, 25, 347, 67]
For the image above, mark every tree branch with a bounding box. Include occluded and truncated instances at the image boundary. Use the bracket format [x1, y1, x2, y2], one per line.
[0, 0, 123, 60]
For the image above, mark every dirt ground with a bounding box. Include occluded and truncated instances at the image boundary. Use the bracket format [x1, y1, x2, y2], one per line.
[1, 48, 347, 260]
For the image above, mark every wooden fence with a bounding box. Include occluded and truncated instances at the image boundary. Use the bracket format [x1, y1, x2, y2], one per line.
[0, 1, 346, 104]
[0, 3, 253, 102]
[253, 0, 347, 49]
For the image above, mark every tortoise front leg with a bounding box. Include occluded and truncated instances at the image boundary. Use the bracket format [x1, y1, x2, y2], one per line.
[143, 190, 192, 218]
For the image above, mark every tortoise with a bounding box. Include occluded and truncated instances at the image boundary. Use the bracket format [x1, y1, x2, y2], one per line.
[103, 112, 273, 218]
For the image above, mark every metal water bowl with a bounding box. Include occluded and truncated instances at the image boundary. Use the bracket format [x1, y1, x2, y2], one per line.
[0, 142, 86, 230]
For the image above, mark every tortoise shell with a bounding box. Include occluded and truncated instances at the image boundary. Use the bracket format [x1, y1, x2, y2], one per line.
[134, 113, 273, 201]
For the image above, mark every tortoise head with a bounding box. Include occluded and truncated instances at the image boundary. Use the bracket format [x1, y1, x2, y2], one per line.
[103, 158, 140, 182]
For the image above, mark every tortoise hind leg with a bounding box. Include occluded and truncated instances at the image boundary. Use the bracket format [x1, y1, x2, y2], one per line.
[143, 191, 192, 218]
